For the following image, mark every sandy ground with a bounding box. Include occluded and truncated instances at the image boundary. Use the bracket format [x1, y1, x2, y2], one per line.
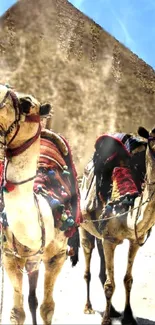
[1, 227, 155, 325]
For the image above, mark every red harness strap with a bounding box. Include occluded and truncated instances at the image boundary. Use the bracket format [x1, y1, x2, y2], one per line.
[0, 161, 4, 187]
[6, 123, 41, 158]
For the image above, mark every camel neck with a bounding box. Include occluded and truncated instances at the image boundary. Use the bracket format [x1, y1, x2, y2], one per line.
[3, 138, 42, 251]
[137, 182, 155, 235]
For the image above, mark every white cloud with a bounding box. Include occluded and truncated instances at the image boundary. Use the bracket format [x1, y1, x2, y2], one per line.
[69, 0, 85, 9]
[115, 16, 134, 46]
[109, 5, 135, 48]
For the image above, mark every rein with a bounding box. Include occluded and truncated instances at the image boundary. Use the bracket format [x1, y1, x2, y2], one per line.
[3, 124, 41, 189]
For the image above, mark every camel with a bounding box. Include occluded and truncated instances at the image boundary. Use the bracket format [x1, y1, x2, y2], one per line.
[0, 84, 81, 325]
[80, 128, 155, 325]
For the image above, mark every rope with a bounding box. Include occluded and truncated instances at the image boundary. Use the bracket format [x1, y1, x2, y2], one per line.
[82, 182, 155, 247]
[82, 195, 150, 224]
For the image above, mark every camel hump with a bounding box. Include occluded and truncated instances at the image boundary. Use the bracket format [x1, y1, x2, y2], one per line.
[41, 129, 68, 156]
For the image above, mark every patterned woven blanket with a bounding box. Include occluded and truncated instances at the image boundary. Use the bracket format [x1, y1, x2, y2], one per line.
[34, 129, 82, 238]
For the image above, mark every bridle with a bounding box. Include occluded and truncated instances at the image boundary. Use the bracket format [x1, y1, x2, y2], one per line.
[0, 90, 42, 187]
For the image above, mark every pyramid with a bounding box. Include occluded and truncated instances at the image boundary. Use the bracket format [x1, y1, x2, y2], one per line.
[0, 0, 155, 173]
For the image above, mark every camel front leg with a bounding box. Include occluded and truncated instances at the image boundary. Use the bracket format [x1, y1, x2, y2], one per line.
[25, 258, 41, 325]
[40, 251, 66, 325]
[122, 241, 140, 325]
[96, 238, 121, 318]
[3, 254, 26, 325]
[102, 240, 117, 325]
[80, 227, 95, 314]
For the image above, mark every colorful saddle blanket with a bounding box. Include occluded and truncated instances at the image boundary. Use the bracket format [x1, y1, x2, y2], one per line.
[34, 129, 82, 238]
[81, 133, 146, 215]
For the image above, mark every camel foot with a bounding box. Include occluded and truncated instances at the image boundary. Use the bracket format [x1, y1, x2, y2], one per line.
[10, 307, 25, 325]
[84, 302, 95, 314]
[101, 316, 112, 325]
[110, 304, 121, 318]
[40, 301, 54, 325]
[122, 317, 138, 325]
[122, 305, 138, 325]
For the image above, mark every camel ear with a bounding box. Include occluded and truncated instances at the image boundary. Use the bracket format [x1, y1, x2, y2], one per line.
[138, 127, 149, 139]
[39, 103, 51, 116]
[19, 97, 32, 114]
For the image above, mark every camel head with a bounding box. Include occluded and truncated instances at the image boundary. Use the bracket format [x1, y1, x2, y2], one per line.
[0, 84, 51, 142]
[138, 126, 155, 182]
[0, 84, 51, 184]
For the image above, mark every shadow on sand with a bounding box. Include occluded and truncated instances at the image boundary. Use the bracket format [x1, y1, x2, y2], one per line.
[136, 318, 155, 325]
[96, 311, 155, 325]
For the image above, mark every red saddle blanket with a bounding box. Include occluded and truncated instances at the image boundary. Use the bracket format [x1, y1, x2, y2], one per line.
[33, 131, 82, 238]
[111, 167, 139, 201]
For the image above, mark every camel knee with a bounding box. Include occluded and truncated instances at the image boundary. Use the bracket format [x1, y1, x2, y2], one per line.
[81, 238, 95, 252]
[10, 307, 25, 325]
[84, 270, 91, 282]
[40, 300, 55, 325]
[104, 281, 115, 300]
[124, 274, 133, 292]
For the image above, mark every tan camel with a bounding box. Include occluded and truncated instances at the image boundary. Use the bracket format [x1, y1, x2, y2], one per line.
[80, 127, 155, 325]
[0, 84, 80, 325]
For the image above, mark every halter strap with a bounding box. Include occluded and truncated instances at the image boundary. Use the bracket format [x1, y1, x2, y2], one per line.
[6, 123, 41, 158]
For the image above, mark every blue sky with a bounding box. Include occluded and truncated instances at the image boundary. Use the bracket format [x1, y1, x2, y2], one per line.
[0, 0, 155, 69]
[70, 0, 155, 70]
[0, 0, 17, 16]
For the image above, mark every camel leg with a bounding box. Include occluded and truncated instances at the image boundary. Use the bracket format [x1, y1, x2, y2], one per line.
[96, 238, 121, 318]
[102, 240, 117, 325]
[25, 259, 40, 325]
[122, 241, 139, 325]
[3, 254, 26, 325]
[40, 251, 66, 325]
[80, 227, 95, 314]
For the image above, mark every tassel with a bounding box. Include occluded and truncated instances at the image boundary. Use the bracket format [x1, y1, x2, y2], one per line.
[49, 198, 60, 208]
[60, 221, 69, 231]
[61, 191, 68, 198]
[66, 217, 75, 227]
[0, 161, 4, 187]
[57, 204, 65, 213]
[3, 181, 15, 193]
[37, 184, 43, 192]
[61, 213, 68, 222]
[104, 204, 113, 216]
[62, 170, 70, 176]
[48, 170, 56, 178]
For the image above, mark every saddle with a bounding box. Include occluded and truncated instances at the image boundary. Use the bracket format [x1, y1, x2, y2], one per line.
[82, 133, 146, 221]
[34, 129, 82, 238]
